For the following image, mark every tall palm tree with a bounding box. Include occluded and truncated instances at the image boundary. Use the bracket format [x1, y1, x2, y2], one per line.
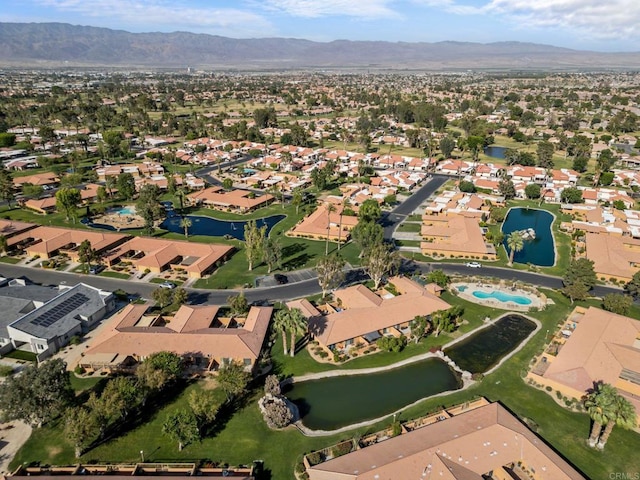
[584, 383, 617, 447]
[506, 231, 524, 266]
[273, 309, 289, 356]
[180, 217, 192, 239]
[325, 203, 336, 255]
[596, 394, 637, 449]
[287, 308, 308, 358]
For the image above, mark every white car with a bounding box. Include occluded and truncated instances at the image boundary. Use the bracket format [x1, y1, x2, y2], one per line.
[465, 262, 482, 268]
[159, 281, 176, 289]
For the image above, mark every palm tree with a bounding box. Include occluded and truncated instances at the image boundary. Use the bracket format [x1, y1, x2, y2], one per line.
[175, 188, 186, 213]
[506, 231, 524, 266]
[180, 217, 192, 239]
[105, 176, 115, 199]
[596, 393, 637, 449]
[273, 309, 289, 356]
[325, 203, 336, 255]
[287, 308, 308, 358]
[584, 383, 617, 447]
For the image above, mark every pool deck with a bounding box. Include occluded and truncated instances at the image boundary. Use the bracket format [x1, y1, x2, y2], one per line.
[453, 281, 543, 311]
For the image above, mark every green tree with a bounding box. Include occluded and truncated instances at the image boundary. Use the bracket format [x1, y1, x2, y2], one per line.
[409, 315, 430, 343]
[0, 166, 15, 206]
[65, 407, 99, 458]
[0, 358, 72, 427]
[188, 389, 219, 434]
[358, 199, 382, 223]
[227, 292, 249, 316]
[162, 409, 200, 451]
[244, 220, 267, 271]
[96, 185, 107, 204]
[286, 307, 307, 358]
[459, 180, 476, 193]
[78, 239, 97, 273]
[217, 361, 251, 401]
[152, 287, 173, 308]
[21, 183, 43, 200]
[351, 221, 384, 258]
[137, 351, 183, 391]
[524, 183, 541, 199]
[172, 287, 188, 306]
[560, 186, 583, 204]
[55, 187, 81, 222]
[180, 217, 192, 238]
[0, 235, 7, 255]
[602, 293, 633, 316]
[315, 253, 346, 297]
[584, 383, 617, 447]
[0, 132, 16, 148]
[363, 242, 400, 290]
[563, 257, 597, 290]
[536, 140, 555, 169]
[562, 280, 590, 303]
[60, 173, 83, 188]
[430, 306, 463, 337]
[596, 393, 637, 449]
[292, 188, 304, 214]
[506, 231, 524, 266]
[116, 172, 136, 200]
[498, 179, 516, 199]
[136, 184, 163, 235]
[273, 308, 290, 356]
[102, 130, 125, 158]
[262, 237, 282, 274]
[439, 137, 456, 158]
[425, 270, 450, 288]
[624, 271, 640, 299]
[324, 203, 336, 255]
[573, 156, 588, 173]
[223, 178, 233, 190]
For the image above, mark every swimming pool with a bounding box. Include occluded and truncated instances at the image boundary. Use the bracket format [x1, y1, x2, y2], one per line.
[472, 290, 532, 305]
[111, 206, 136, 216]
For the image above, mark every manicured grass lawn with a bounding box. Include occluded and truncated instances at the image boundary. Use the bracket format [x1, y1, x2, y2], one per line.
[3, 350, 37, 362]
[98, 271, 131, 279]
[0, 256, 21, 264]
[396, 222, 421, 232]
[150, 277, 184, 286]
[69, 373, 106, 393]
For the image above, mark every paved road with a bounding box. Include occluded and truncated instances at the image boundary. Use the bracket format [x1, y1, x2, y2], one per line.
[382, 174, 449, 240]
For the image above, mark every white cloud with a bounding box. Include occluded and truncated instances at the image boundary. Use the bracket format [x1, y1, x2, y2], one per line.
[415, 0, 640, 40]
[35, 0, 273, 35]
[260, 0, 399, 19]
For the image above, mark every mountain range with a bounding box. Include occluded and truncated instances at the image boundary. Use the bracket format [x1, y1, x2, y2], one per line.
[2, 22, 640, 70]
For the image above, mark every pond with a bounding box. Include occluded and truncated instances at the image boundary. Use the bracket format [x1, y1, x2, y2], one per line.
[484, 145, 508, 159]
[159, 213, 285, 241]
[284, 358, 461, 431]
[445, 314, 536, 374]
[501, 207, 555, 266]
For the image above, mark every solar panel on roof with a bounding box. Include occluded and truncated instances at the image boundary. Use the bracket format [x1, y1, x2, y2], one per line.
[29, 293, 90, 328]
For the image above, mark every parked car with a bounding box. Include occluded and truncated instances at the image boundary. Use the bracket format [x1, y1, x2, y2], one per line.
[465, 262, 482, 268]
[88, 265, 104, 275]
[274, 274, 288, 285]
[160, 281, 176, 289]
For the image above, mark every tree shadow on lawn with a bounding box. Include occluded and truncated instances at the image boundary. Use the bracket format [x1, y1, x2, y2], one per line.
[282, 253, 312, 270]
[203, 382, 263, 439]
[282, 242, 306, 258]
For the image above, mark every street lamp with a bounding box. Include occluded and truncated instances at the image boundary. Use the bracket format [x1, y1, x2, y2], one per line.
[140, 450, 144, 463]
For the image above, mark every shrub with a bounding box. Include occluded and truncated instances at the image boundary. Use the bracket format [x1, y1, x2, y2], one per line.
[74, 365, 85, 375]
[318, 351, 329, 358]
[0, 365, 14, 377]
[391, 421, 402, 437]
[331, 441, 353, 458]
[545, 386, 552, 392]
[262, 397, 293, 428]
[556, 391, 562, 399]
[264, 374, 281, 396]
[306, 452, 323, 466]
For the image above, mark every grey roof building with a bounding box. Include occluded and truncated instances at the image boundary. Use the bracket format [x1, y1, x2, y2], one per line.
[1, 280, 115, 359]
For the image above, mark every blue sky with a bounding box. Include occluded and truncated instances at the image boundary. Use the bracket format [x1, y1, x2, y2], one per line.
[2, 0, 639, 52]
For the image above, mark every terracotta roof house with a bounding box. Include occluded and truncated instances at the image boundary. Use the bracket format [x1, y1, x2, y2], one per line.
[102, 237, 234, 279]
[23, 196, 57, 214]
[0, 219, 38, 239]
[187, 186, 274, 213]
[13, 172, 59, 188]
[584, 232, 640, 282]
[529, 306, 640, 422]
[7, 226, 129, 261]
[421, 214, 497, 260]
[288, 203, 358, 242]
[309, 276, 450, 353]
[81, 304, 272, 373]
[306, 402, 585, 480]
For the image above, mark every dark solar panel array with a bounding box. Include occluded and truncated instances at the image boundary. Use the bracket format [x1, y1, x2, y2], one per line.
[29, 293, 90, 328]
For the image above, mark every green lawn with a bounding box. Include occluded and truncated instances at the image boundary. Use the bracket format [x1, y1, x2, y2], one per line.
[3, 350, 37, 362]
[150, 277, 184, 286]
[69, 373, 106, 393]
[98, 271, 131, 279]
[0, 256, 22, 264]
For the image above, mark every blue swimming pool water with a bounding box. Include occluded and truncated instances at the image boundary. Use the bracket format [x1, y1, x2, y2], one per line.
[472, 290, 532, 305]
[457, 285, 468, 292]
[112, 206, 136, 216]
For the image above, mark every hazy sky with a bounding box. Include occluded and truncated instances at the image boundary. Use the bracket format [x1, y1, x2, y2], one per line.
[3, 0, 639, 52]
